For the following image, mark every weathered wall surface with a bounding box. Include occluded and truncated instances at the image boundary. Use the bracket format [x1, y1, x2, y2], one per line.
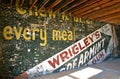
[0, 3, 108, 79]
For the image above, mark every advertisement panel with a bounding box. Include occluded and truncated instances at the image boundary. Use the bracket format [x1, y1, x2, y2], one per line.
[16, 24, 115, 79]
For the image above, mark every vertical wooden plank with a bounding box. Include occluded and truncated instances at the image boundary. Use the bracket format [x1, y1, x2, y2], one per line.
[38, 0, 49, 12]
[20, 0, 24, 7]
[29, 0, 38, 10]
[10, 0, 13, 7]
[46, 0, 62, 10]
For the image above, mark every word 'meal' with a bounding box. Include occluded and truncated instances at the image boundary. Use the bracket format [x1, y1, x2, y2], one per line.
[3, 26, 74, 46]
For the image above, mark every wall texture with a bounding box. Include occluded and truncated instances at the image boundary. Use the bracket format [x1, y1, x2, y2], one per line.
[0, 3, 109, 79]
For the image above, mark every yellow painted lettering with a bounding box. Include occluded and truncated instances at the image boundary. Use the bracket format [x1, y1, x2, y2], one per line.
[68, 31, 73, 40]
[73, 27, 76, 41]
[39, 9, 46, 17]
[34, 6, 38, 16]
[3, 26, 13, 40]
[52, 30, 61, 40]
[40, 28, 47, 46]
[79, 18, 82, 23]
[62, 14, 65, 20]
[86, 20, 91, 24]
[32, 28, 39, 40]
[62, 14, 69, 21]
[15, 0, 26, 15]
[16, 8, 27, 15]
[29, 9, 33, 15]
[48, 11, 56, 19]
[62, 31, 67, 41]
[23, 28, 31, 41]
[66, 15, 69, 20]
[74, 17, 79, 22]
[14, 27, 23, 40]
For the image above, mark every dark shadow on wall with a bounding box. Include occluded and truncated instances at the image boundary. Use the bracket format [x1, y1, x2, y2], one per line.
[115, 25, 120, 46]
[114, 25, 120, 57]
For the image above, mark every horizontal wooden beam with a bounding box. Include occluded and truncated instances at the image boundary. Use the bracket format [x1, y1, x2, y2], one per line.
[61, 0, 88, 13]
[29, 0, 38, 10]
[82, 3, 120, 19]
[79, 0, 120, 17]
[38, 0, 49, 12]
[69, 0, 100, 13]
[97, 12, 120, 21]
[46, 0, 62, 10]
[53, 0, 74, 12]
[73, 0, 110, 16]
[106, 18, 120, 24]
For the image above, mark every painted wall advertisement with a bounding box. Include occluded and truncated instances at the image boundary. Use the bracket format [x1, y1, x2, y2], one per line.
[15, 24, 115, 79]
[0, 3, 117, 79]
